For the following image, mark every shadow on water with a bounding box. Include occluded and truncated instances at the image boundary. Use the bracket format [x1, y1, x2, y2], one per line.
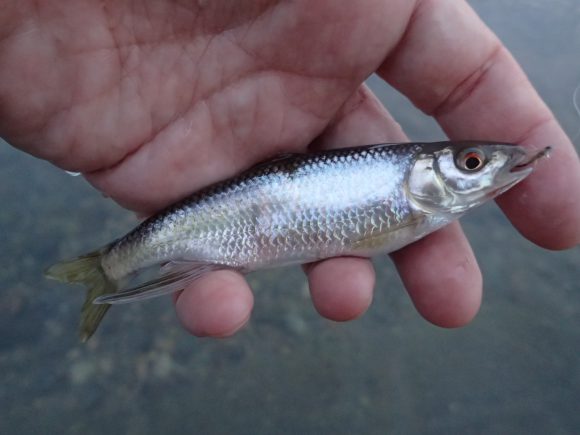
[0, 1, 579, 434]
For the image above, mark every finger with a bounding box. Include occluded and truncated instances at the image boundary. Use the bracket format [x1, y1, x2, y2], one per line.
[174, 270, 254, 338]
[310, 84, 482, 327]
[379, 0, 580, 249]
[391, 223, 482, 327]
[304, 257, 375, 321]
[302, 84, 400, 322]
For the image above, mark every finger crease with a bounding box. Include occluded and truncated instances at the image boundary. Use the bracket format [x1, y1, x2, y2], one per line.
[513, 115, 557, 146]
[430, 42, 504, 118]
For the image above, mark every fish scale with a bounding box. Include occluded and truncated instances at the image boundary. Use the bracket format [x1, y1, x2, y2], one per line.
[102, 144, 415, 277]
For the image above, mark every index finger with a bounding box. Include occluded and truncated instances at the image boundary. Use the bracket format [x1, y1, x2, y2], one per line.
[378, 0, 580, 249]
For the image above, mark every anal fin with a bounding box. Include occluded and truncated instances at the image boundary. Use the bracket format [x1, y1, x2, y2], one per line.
[94, 261, 228, 305]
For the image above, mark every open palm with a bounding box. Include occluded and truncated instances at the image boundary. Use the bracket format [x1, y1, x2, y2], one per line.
[2, 0, 579, 337]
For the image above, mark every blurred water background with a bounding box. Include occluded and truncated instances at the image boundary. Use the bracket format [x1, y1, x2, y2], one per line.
[1, 1, 579, 434]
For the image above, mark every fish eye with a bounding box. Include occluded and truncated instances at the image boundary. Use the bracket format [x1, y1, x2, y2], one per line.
[456, 148, 486, 172]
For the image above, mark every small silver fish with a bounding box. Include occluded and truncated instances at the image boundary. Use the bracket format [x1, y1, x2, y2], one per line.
[46, 141, 550, 340]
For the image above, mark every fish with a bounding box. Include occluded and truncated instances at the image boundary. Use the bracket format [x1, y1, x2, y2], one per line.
[46, 141, 551, 341]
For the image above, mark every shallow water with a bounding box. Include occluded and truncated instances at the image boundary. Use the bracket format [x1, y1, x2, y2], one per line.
[1, 1, 579, 434]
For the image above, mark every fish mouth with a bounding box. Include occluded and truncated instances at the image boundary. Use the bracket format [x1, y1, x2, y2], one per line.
[492, 146, 552, 197]
[510, 146, 552, 173]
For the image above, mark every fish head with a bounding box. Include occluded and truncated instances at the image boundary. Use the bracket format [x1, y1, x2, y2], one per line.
[407, 141, 551, 214]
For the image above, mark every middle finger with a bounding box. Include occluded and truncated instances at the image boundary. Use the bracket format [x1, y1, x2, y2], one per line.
[307, 84, 482, 327]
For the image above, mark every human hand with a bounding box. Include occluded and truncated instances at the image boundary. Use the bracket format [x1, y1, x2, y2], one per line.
[1, 0, 579, 337]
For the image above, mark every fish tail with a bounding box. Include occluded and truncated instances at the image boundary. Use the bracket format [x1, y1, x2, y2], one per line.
[45, 248, 117, 342]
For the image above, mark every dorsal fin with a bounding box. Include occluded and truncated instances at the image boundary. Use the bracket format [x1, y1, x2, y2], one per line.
[246, 152, 303, 172]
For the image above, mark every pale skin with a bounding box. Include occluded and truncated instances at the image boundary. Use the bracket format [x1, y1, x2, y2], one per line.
[1, 0, 579, 338]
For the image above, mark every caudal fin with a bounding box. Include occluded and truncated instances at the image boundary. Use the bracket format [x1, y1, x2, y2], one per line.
[45, 249, 117, 342]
